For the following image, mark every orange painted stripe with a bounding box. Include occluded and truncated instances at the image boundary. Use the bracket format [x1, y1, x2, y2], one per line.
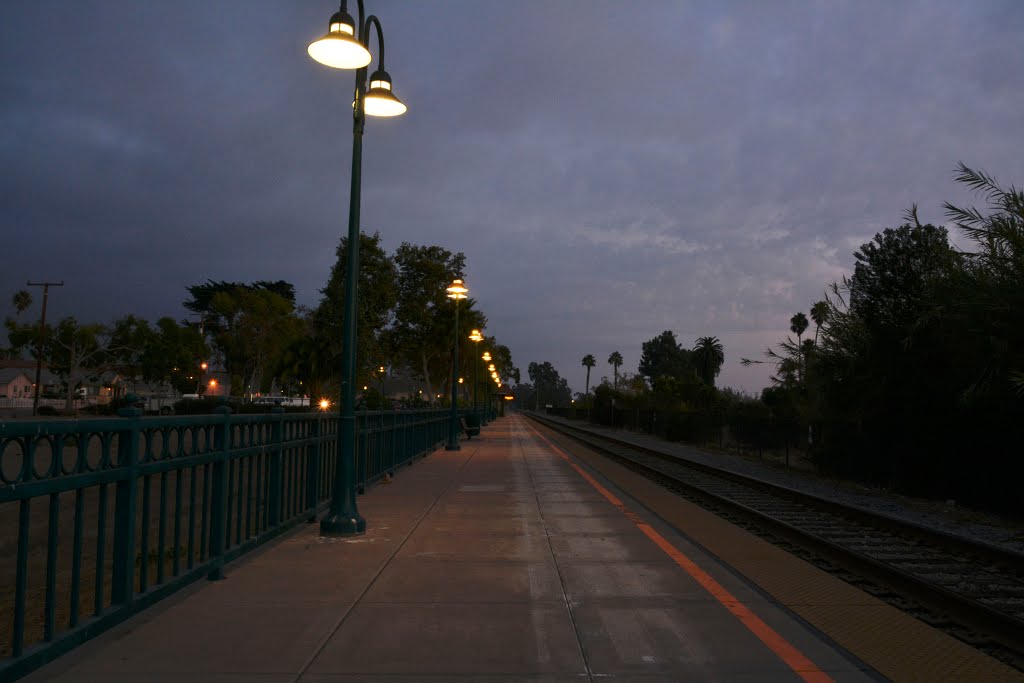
[524, 420, 834, 683]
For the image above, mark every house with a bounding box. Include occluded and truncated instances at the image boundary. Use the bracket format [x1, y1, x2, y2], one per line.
[0, 367, 63, 398]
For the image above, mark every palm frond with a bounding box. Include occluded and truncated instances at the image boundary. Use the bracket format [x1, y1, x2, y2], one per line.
[901, 203, 922, 228]
[943, 201, 988, 229]
[953, 161, 1006, 205]
[1010, 370, 1024, 397]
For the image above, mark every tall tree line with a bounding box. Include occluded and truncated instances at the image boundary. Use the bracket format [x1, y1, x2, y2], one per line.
[750, 164, 1023, 512]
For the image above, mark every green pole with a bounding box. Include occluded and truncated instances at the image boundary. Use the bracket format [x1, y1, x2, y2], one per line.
[322, 2, 372, 536]
[446, 301, 461, 450]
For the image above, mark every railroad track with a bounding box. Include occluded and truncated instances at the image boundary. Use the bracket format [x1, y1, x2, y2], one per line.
[526, 413, 1024, 665]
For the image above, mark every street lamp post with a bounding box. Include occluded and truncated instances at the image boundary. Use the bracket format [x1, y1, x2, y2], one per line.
[469, 330, 483, 425]
[445, 279, 468, 450]
[489, 364, 498, 421]
[196, 361, 208, 395]
[481, 351, 492, 424]
[308, 0, 407, 536]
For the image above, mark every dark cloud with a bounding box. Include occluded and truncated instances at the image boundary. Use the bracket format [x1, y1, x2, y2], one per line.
[2, 1, 1022, 394]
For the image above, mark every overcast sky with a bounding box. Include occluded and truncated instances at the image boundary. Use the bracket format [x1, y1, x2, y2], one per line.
[3, 1, 1023, 395]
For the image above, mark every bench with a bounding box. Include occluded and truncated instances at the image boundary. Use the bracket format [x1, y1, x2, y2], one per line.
[460, 417, 481, 439]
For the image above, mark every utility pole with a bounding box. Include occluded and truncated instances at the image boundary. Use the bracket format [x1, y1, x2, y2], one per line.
[26, 280, 63, 417]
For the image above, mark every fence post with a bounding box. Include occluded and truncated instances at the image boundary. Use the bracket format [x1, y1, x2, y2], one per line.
[305, 415, 320, 522]
[268, 406, 284, 527]
[207, 404, 232, 581]
[111, 404, 143, 604]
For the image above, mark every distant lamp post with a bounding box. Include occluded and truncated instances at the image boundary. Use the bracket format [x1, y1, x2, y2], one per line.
[481, 350, 492, 423]
[197, 361, 208, 394]
[378, 365, 386, 402]
[309, 0, 407, 537]
[446, 278, 468, 450]
[468, 329, 483, 422]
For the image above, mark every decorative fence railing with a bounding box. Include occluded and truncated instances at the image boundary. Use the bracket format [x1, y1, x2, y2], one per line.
[0, 407, 453, 680]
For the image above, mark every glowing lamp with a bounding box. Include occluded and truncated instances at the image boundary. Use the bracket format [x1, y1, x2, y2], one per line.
[308, 11, 372, 69]
[363, 69, 407, 117]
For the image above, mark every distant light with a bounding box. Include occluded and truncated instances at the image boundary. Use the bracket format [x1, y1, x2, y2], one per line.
[458, 378, 464, 384]
[446, 278, 469, 300]
[319, 398, 330, 411]
[209, 379, 217, 387]
[482, 352, 492, 362]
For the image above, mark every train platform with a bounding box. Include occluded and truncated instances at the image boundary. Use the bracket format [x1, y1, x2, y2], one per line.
[21, 414, 991, 682]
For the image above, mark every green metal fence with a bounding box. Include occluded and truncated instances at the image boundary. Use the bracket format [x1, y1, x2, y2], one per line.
[0, 406, 451, 680]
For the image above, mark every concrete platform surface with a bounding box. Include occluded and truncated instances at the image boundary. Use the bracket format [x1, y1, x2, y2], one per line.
[25, 415, 878, 683]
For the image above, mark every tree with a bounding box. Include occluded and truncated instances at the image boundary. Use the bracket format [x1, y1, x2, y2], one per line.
[638, 331, 691, 385]
[581, 354, 596, 414]
[789, 313, 809, 381]
[144, 317, 210, 394]
[813, 215, 966, 492]
[276, 329, 332, 402]
[185, 280, 295, 318]
[107, 315, 156, 391]
[943, 163, 1024, 400]
[527, 361, 571, 409]
[47, 318, 108, 412]
[315, 231, 398, 385]
[389, 242, 466, 401]
[607, 351, 623, 389]
[810, 301, 829, 345]
[191, 285, 304, 397]
[12, 290, 32, 318]
[692, 336, 724, 387]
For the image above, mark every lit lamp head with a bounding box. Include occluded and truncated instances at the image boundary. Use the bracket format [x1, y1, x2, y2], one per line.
[308, 10, 372, 69]
[364, 69, 407, 117]
[482, 351, 492, 362]
[488, 364, 496, 372]
[469, 329, 483, 343]
[446, 278, 469, 300]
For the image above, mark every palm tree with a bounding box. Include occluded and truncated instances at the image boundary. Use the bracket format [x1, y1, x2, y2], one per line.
[581, 354, 596, 417]
[790, 312, 809, 382]
[581, 354, 596, 397]
[12, 290, 31, 318]
[692, 336, 724, 387]
[608, 351, 623, 390]
[810, 301, 829, 345]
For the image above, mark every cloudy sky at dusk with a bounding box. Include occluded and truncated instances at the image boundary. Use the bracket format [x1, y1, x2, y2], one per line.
[3, 1, 1023, 395]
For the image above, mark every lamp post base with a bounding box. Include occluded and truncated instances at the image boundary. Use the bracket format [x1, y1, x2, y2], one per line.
[320, 514, 367, 536]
